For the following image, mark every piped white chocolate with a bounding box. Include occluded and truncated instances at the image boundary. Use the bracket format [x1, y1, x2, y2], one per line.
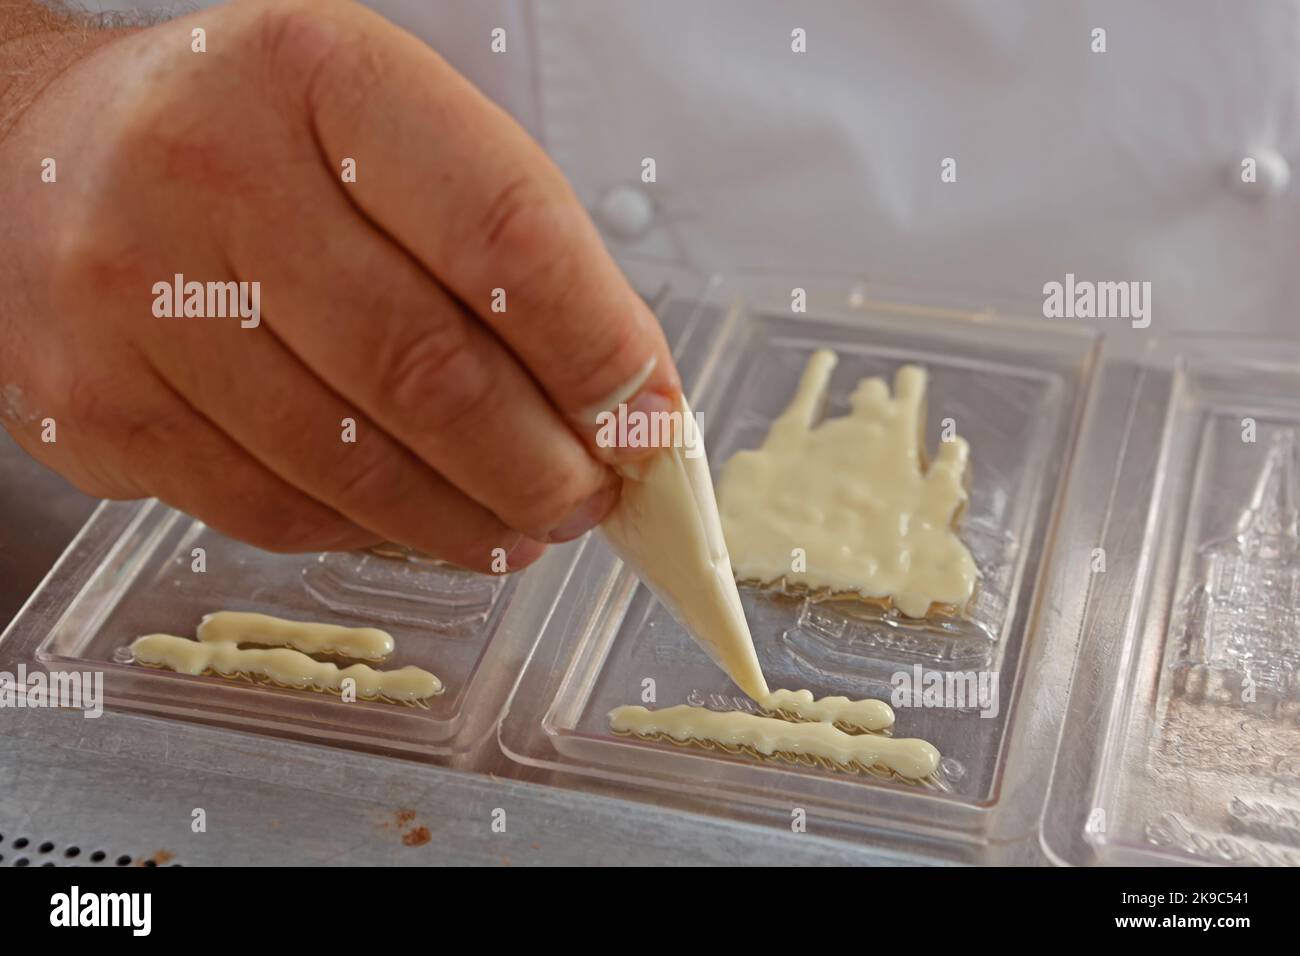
[130, 633, 442, 702]
[718, 349, 977, 619]
[609, 704, 939, 780]
[197, 611, 395, 661]
[761, 688, 894, 732]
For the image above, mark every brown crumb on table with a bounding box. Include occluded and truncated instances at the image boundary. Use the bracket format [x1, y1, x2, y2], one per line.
[402, 825, 431, 847]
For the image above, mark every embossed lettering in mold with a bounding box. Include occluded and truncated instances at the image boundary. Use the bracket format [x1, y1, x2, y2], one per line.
[1227, 796, 1300, 848]
[1152, 697, 1300, 781]
[302, 545, 508, 632]
[1144, 810, 1300, 866]
[778, 516, 1009, 675]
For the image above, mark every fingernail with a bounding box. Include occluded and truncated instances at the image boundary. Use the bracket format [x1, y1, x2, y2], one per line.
[593, 388, 681, 463]
[578, 357, 658, 425]
[546, 484, 620, 543]
[504, 536, 548, 571]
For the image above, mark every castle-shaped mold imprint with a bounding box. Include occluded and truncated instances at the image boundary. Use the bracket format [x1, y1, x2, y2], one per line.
[1171, 428, 1300, 705]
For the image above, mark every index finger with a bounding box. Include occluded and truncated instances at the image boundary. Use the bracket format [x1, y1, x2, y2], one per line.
[279, 2, 681, 455]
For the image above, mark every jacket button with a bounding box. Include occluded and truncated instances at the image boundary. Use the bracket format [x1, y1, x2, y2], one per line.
[595, 184, 655, 240]
[1231, 147, 1290, 200]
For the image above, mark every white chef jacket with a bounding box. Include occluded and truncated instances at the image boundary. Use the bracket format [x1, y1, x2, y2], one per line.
[101, 0, 1299, 337]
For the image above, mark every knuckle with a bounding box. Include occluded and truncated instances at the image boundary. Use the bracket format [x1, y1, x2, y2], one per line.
[382, 324, 495, 433]
[49, 233, 148, 307]
[475, 179, 582, 288]
[48, 233, 96, 291]
[480, 178, 548, 253]
[254, 0, 336, 69]
[60, 374, 132, 438]
[566, 321, 642, 406]
[30, 367, 75, 427]
[437, 537, 502, 574]
[329, 444, 408, 516]
[506, 463, 600, 537]
[118, 410, 196, 462]
[252, 508, 363, 554]
[256, 0, 380, 119]
[54, 382, 183, 498]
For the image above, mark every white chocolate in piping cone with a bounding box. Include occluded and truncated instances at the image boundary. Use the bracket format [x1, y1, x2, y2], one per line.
[599, 395, 770, 700]
[197, 610, 395, 661]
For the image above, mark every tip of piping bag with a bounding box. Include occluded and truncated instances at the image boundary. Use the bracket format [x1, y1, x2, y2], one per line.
[597, 404, 771, 702]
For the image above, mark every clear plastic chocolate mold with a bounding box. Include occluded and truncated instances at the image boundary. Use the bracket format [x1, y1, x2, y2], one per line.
[1044, 334, 1300, 866]
[500, 276, 1099, 850]
[0, 259, 720, 756]
[18, 260, 1291, 866]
